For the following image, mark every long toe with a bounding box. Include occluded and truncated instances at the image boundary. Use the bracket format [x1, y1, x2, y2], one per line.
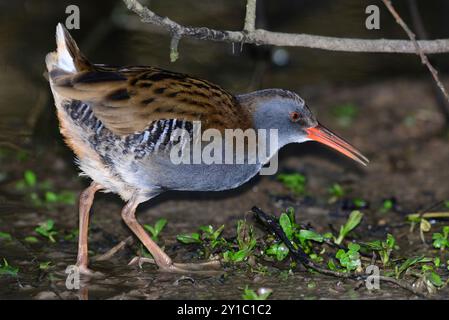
[76, 265, 104, 278]
[163, 261, 223, 274]
[128, 256, 223, 274]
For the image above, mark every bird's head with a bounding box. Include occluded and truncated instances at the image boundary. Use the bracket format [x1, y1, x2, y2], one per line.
[238, 89, 368, 166]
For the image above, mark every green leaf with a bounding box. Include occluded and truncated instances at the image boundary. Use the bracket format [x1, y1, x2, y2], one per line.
[154, 219, 167, 234]
[335, 210, 363, 245]
[223, 249, 250, 262]
[335, 243, 361, 272]
[0, 232, 12, 241]
[432, 227, 449, 251]
[0, 259, 19, 277]
[352, 198, 367, 209]
[144, 219, 168, 241]
[44, 191, 58, 203]
[386, 234, 396, 249]
[24, 170, 37, 187]
[55, 191, 76, 205]
[24, 236, 39, 243]
[279, 213, 293, 240]
[39, 261, 52, 270]
[35, 219, 57, 243]
[381, 199, 394, 212]
[397, 256, 431, 277]
[434, 257, 441, 268]
[242, 286, 272, 300]
[298, 230, 324, 243]
[277, 173, 306, 195]
[427, 271, 443, 287]
[176, 233, 201, 244]
[266, 243, 289, 261]
[328, 183, 345, 198]
[332, 103, 358, 127]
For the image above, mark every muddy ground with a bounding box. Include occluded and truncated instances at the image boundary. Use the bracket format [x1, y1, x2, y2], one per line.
[1, 77, 449, 299]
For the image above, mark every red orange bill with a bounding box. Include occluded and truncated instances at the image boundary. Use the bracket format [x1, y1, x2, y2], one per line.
[306, 124, 369, 166]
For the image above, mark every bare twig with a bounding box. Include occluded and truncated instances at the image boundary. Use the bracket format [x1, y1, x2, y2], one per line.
[93, 236, 134, 262]
[407, 0, 449, 123]
[123, 0, 449, 54]
[382, 0, 449, 107]
[244, 0, 257, 32]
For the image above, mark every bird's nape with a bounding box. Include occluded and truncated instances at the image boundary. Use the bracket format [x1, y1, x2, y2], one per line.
[306, 123, 369, 166]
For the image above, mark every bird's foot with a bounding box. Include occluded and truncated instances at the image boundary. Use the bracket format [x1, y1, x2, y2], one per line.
[75, 264, 104, 278]
[128, 256, 222, 274]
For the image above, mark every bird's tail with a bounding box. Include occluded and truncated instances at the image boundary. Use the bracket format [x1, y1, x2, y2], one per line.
[45, 23, 91, 76]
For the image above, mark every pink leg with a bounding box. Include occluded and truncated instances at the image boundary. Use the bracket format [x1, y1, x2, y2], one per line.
[76, 182, 103, 274]
[121, 195, 221, 273]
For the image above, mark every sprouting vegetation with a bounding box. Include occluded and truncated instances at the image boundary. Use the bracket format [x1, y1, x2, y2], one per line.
[0, 259, 19, 277]
[432, 226, 449, 251]
[363, 234, 397, 266]
[15, 170, 76, 207]
[332, 103, 358, 127]
[35, 219, 58, 243]
[144, 219, 168, 242]
[0, 232, 12, 241]
[277, 173, 306, 195]
[242, 286, 272, 300]
[335, 210, 363, 245]
[328, 183, 345, 203]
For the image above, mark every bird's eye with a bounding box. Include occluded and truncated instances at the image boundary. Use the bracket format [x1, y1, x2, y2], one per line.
[289, 111, 301, 122]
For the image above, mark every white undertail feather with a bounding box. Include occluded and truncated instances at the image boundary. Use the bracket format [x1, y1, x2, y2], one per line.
[45, 23, 76, 74]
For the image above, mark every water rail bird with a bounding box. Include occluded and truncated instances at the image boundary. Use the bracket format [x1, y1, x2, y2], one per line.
[46, 23, 368, 274]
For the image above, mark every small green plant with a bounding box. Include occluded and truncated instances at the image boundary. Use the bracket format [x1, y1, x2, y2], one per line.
[24, 170, 37, 187]
[39, 261, 52, 270]
[144, 219, 168, 242]
[421, 265, 443, 288]
[395, 256, 432, 278]
[0, 232, 12, 241]
[63, 229, 79, 241]
[335, 210, 363, 245]
[24, 236, 39, 243]
[223, 220, 256, 263]
[364, 234, 397, 266]
[381, 199, 394, 213]
[242, 286, 272, 300]
[432, 226, 449, 251]
[277, 173, 306, 195]
[199, 225, 226, 249]
[332, 103, 358, 127]
[328, 183, 345, 203]
[44, 191, 76, 205]
[35, 219, 57, 243]
[335, 243, 361, 272]
[177, 224, 227, 259]
[15, 170, 76, 206]
[0, 259, 19, 277]
[265, 242, 289, 261]
[352, 198, 368, 209]
[266, 208, 327, 261]
[176, 232, 201, 244]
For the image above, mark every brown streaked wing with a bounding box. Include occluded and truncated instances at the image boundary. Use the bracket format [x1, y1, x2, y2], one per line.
[51, 65, 252, 135]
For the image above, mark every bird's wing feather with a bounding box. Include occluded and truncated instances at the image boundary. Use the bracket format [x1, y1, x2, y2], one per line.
[49, 65, 252, 135]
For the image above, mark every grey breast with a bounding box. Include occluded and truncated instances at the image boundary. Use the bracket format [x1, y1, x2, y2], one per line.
[64, 100, 262, 192]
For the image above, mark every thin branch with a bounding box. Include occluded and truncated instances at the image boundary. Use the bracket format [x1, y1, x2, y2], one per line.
[244, 0, 257, 32]
[123, 0, 449, 54]
[407, 0, 449, 124]
[93, 236, 134, 262]
[382, 0, 449, 106]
